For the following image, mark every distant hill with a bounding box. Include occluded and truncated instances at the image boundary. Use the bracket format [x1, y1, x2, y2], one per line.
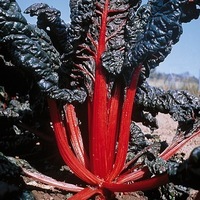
[147, 71, 199, 96]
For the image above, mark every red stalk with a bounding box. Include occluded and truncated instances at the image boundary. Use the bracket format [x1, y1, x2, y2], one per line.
[68, 187, 104, 200]
[22, 168, 83, 192]
[48, 99, 101, 185]
[122, 144, 154, 171]
[106, 83, 121, 172]
[107, 65, 142, 181]
[90, 0, 110, 178]
[117, 167, 150, 184]
[64, 104, 89, 168]
[103, 173, 169, 192]
[160, 128, 200, 160]
[117, 128, 200, 184]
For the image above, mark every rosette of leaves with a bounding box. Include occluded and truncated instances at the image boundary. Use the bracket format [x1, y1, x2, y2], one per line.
[0, 0, 200, 199]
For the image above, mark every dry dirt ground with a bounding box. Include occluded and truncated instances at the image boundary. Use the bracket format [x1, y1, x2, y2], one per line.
[22, 113, 200, 200]
[138, 113, 200, 200]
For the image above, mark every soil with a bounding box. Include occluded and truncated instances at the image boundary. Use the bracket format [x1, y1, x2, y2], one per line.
[5, 113, 200, 199]
[138, 113, 200, 200]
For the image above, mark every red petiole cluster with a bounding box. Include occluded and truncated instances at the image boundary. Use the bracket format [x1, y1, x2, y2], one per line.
[24, 0, 200, 199]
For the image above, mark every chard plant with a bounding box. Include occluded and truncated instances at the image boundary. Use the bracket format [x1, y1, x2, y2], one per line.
[0, 0, 200, 199]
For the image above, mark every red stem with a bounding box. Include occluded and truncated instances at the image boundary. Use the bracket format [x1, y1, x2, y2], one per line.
[117, 127, 200, 184]
[90, 0, 110, 178]
[117, 167, 150, 184]
[64, 104, 89, 168]
[107, 65, 142, 182]
[106, 83, 121, 173]
[160, 129, 200, 160]
[48, 99, 101, 185]
[122, 144, 153, 171]
[68, 187, 104, 200]
[22, 168, 83, 192]
[103, 173, 169, 192]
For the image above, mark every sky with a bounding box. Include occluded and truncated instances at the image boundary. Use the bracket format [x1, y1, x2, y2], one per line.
[17, 0, 200, 78]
